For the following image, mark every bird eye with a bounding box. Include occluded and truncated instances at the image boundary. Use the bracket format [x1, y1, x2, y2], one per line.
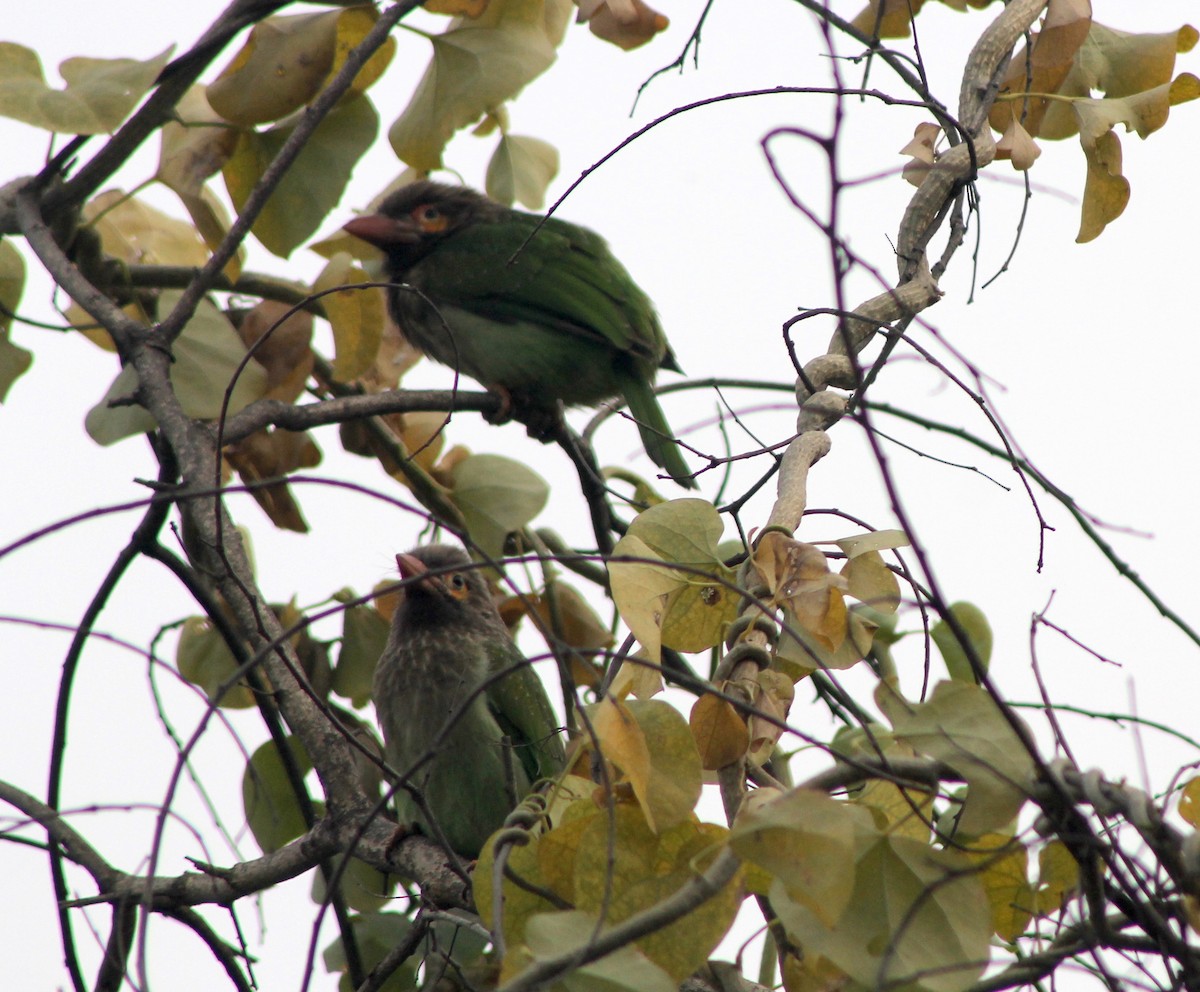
[412, 204, 449, 234]
[446, 572, 470, 598]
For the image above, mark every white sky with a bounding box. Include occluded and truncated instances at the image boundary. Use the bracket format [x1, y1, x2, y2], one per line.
[3, 1, 1199, 988]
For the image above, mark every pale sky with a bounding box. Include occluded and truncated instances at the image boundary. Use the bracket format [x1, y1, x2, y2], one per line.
[3, 1, 1199, 988]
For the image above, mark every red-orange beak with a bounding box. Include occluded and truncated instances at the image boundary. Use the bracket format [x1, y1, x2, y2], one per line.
[343, 213, 421, 250]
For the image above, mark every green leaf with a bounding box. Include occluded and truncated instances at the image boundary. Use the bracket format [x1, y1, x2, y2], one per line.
[333, 601, 389, 708]
[931, 602, 993, 684]
[449, 453, 549, 558]
[0, 42, 172, 133]
[525, 910, 678, 992]
[841, 550, 901, 614]
[0, 240, 25, 334]
[242, 736, 313, 853]
[311, 855, 393, 913]
[388, 0, 570, 170]
[730, 788, 866, 928]
[831, 528, 909, 557]
[609, 499, 737, 661]
[223, 94, 378, 258]
[176, 616, 256, 709]
[0, 240, 31, 402]
[877, 680, 1034, 836]
[323, 912, 419, 992]
[85, 291, 269, 444]
[486, 133, 559, 208]
[770, 829, 992, 992]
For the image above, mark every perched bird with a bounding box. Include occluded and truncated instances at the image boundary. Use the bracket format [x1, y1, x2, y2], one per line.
[343, 181, 695, 488]
[372, 544, 566, 858]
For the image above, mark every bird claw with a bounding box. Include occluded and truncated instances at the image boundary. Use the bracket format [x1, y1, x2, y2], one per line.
[483, 386, 566, 443]
[515, 401, 567, 443]
[483, 385, 515, 426]
[384, 820, 419, 858]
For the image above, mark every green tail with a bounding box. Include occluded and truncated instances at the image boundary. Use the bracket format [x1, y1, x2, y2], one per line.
[621, 376, 696, 490]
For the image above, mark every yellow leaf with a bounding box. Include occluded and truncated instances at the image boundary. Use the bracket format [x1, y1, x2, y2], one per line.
[689, 694, 749, 770]
[963, 832, 1034, 941]
[207, 8, 392, 126]
[746, 669, 794, 766]
[856, 778, 934, 843]
[1180, 777, 1200, 827]
[776, 603, 875, 676]
[473, 823, 559, 943]
[752, 532, 849, 647]
[1076, 128, 1129, 242]
[1034, 840, 1079, 916]
[831, 528, 909, 558]
[988, 2, 1090, 138]
[330, 7, 397, 96]
[581, 0, 669, 51]
[155, 87, 243, 278]
[589, 697, 702, 832]
[995, 116, 1042, 170]
[568, 806, 739, 982]
[850, 0, 928, 39]
[782, 952, 852, 992]
[530, 582, 613, 654]
[425, 0, 492, 15]
[314, 252, 384, 382]
[610, 860, 740, 981]
[84, 189, 210, 267]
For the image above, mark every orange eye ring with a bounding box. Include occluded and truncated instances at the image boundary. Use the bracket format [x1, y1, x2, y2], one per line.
[447, 572, 470, 599]
[412, 204, 449, 234]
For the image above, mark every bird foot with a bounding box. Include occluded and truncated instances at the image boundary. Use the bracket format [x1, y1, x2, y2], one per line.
[482, 387, 566, 443]
[514, 401, 567, 443]
[383, 821, 418, 858]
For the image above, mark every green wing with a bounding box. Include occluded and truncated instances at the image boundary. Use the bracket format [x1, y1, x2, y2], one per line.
[484, 639, 567, 785]
[412, 212, 667, 369]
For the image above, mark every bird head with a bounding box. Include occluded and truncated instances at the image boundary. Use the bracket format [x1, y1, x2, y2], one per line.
[343, 181, 504, 272]
[392, 544, 502, 633]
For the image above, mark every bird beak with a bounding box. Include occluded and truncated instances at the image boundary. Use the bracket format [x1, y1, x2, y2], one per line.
[343, 213, 421, 249]
[395, 552, 439, 596]
[396, 552, 428, 580]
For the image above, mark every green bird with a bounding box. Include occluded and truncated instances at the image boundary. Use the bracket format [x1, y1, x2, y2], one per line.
[343, 181, 695, 489]
[372, 544, 566, 858]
